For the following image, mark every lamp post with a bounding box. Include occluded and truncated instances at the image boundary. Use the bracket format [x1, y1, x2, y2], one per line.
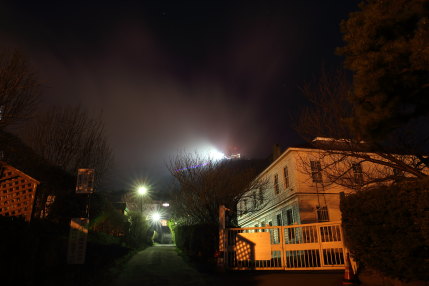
[137, 185, 148, 215]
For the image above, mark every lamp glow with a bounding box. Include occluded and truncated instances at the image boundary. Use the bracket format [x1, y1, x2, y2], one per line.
[208, 149, 226, 161]
[137, 186, 148, 195]
[151, 212, 161, 222]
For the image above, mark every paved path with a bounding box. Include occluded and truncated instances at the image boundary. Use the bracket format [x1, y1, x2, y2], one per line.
[112, 244, 344, 286]
[112, 245, 212, 286]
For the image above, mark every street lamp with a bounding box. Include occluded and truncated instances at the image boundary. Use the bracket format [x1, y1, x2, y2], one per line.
[150, 212, 161, 223]
[137, 185, 148, 214]
[137, 186, 148, 196]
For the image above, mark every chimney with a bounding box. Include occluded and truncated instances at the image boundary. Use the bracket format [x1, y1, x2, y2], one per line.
[273, 144, 282, 161]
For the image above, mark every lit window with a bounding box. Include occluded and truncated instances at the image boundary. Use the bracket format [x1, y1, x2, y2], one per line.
[310, 161, 323, 183]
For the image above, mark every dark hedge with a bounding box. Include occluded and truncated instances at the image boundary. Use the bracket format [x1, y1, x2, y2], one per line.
[340, 178, 429, 281]
[174, 224, 218, 268]
[0, 216, 132, 286]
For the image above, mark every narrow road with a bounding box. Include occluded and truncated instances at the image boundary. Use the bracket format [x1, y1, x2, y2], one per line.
[112, 244, 344, 286]
[112, 245, 213, 286]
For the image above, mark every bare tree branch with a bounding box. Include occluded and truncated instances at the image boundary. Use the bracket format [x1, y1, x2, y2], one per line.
[19, 105, 113, 186]
[0, 50, 40, 128]
[295, 69, 428, 191]
[167, 152, 269, 226]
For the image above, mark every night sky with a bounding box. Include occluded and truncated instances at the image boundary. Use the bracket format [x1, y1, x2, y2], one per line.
[0, 0, 359, 192]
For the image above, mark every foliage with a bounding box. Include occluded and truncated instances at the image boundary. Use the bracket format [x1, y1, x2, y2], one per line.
[123, 210, 152, 249]
[0, 50, 40, 129]
[168, 153, 269, 226]
[20, 105, 113, 186]
[340, 178, 429, 281]
[174, 223, 218, 268]
[297, 0, 429, 187]
[88, 193, 128, 236]
[338, 0, 429, 141]
[167, 219, 177, 243]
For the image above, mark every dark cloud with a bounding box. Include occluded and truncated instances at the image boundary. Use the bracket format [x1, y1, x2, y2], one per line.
[0, 0, 359, 192]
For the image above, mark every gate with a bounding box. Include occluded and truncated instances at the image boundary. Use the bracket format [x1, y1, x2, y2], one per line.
[223, 221, 345, 270]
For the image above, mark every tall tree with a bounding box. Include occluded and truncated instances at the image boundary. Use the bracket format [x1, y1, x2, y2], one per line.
[296, 0, 428, 189]
[0, 51, 40, 129]
[20, 105, 113, 186]
[337, 0, 429, 141]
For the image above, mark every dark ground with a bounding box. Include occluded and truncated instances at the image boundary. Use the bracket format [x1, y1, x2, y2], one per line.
[111, 244, 344, 286]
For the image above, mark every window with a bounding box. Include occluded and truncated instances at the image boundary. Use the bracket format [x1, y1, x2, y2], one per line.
[274, 174, 280, 194]
[286, 209, 295, 240]
[310, 161, 323, 183]
[316, 206, 329, 222]
[276, 213, 282, 226]
[261, 220, 266, 232]
[283, 166, 289, 189]
[258, 188, 264, 205]
[286, 209, 294, 225]
[252, 191, 257, 208]
[352, 163, 363, 186]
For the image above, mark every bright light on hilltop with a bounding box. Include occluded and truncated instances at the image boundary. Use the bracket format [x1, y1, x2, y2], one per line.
[207, 148, 226, 161]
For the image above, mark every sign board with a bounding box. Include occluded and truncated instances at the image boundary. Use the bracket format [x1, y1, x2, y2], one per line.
[67, 218, 89, 264]
[235, 232, 272, 261]
[76, 169, 95, 194]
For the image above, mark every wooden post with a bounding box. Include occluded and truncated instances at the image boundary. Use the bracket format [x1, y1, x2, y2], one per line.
[218, 205, 226, 271]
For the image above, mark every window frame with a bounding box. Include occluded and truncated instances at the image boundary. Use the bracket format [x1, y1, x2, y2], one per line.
[274, 173, 280, 194]
[316, 205, 329, 222]
[283, 165, 290, 189]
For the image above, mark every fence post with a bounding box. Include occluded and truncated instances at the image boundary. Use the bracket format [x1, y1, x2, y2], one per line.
[279, 226, 286, 269]
[217, 205, 227, 271]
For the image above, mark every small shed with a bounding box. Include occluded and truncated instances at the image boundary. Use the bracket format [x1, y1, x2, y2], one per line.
[0, 162, 40, 221]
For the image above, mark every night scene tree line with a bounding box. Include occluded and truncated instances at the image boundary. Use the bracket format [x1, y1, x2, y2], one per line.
[0, 0, 428, 285]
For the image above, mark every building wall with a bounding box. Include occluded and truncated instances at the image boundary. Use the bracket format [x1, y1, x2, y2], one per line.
[238, 148, 354, 227]
[238, 145, 428, 228]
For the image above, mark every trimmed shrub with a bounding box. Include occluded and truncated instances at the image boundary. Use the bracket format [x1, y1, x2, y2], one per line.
[174, 224, 218, 265]
[341, 178, 429, 281]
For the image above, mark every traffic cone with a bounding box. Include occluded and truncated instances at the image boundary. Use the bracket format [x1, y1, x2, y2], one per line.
[342, 253, 358, 285]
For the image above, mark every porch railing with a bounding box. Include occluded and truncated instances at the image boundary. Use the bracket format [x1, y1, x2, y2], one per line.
[223, 221, 345, 270]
